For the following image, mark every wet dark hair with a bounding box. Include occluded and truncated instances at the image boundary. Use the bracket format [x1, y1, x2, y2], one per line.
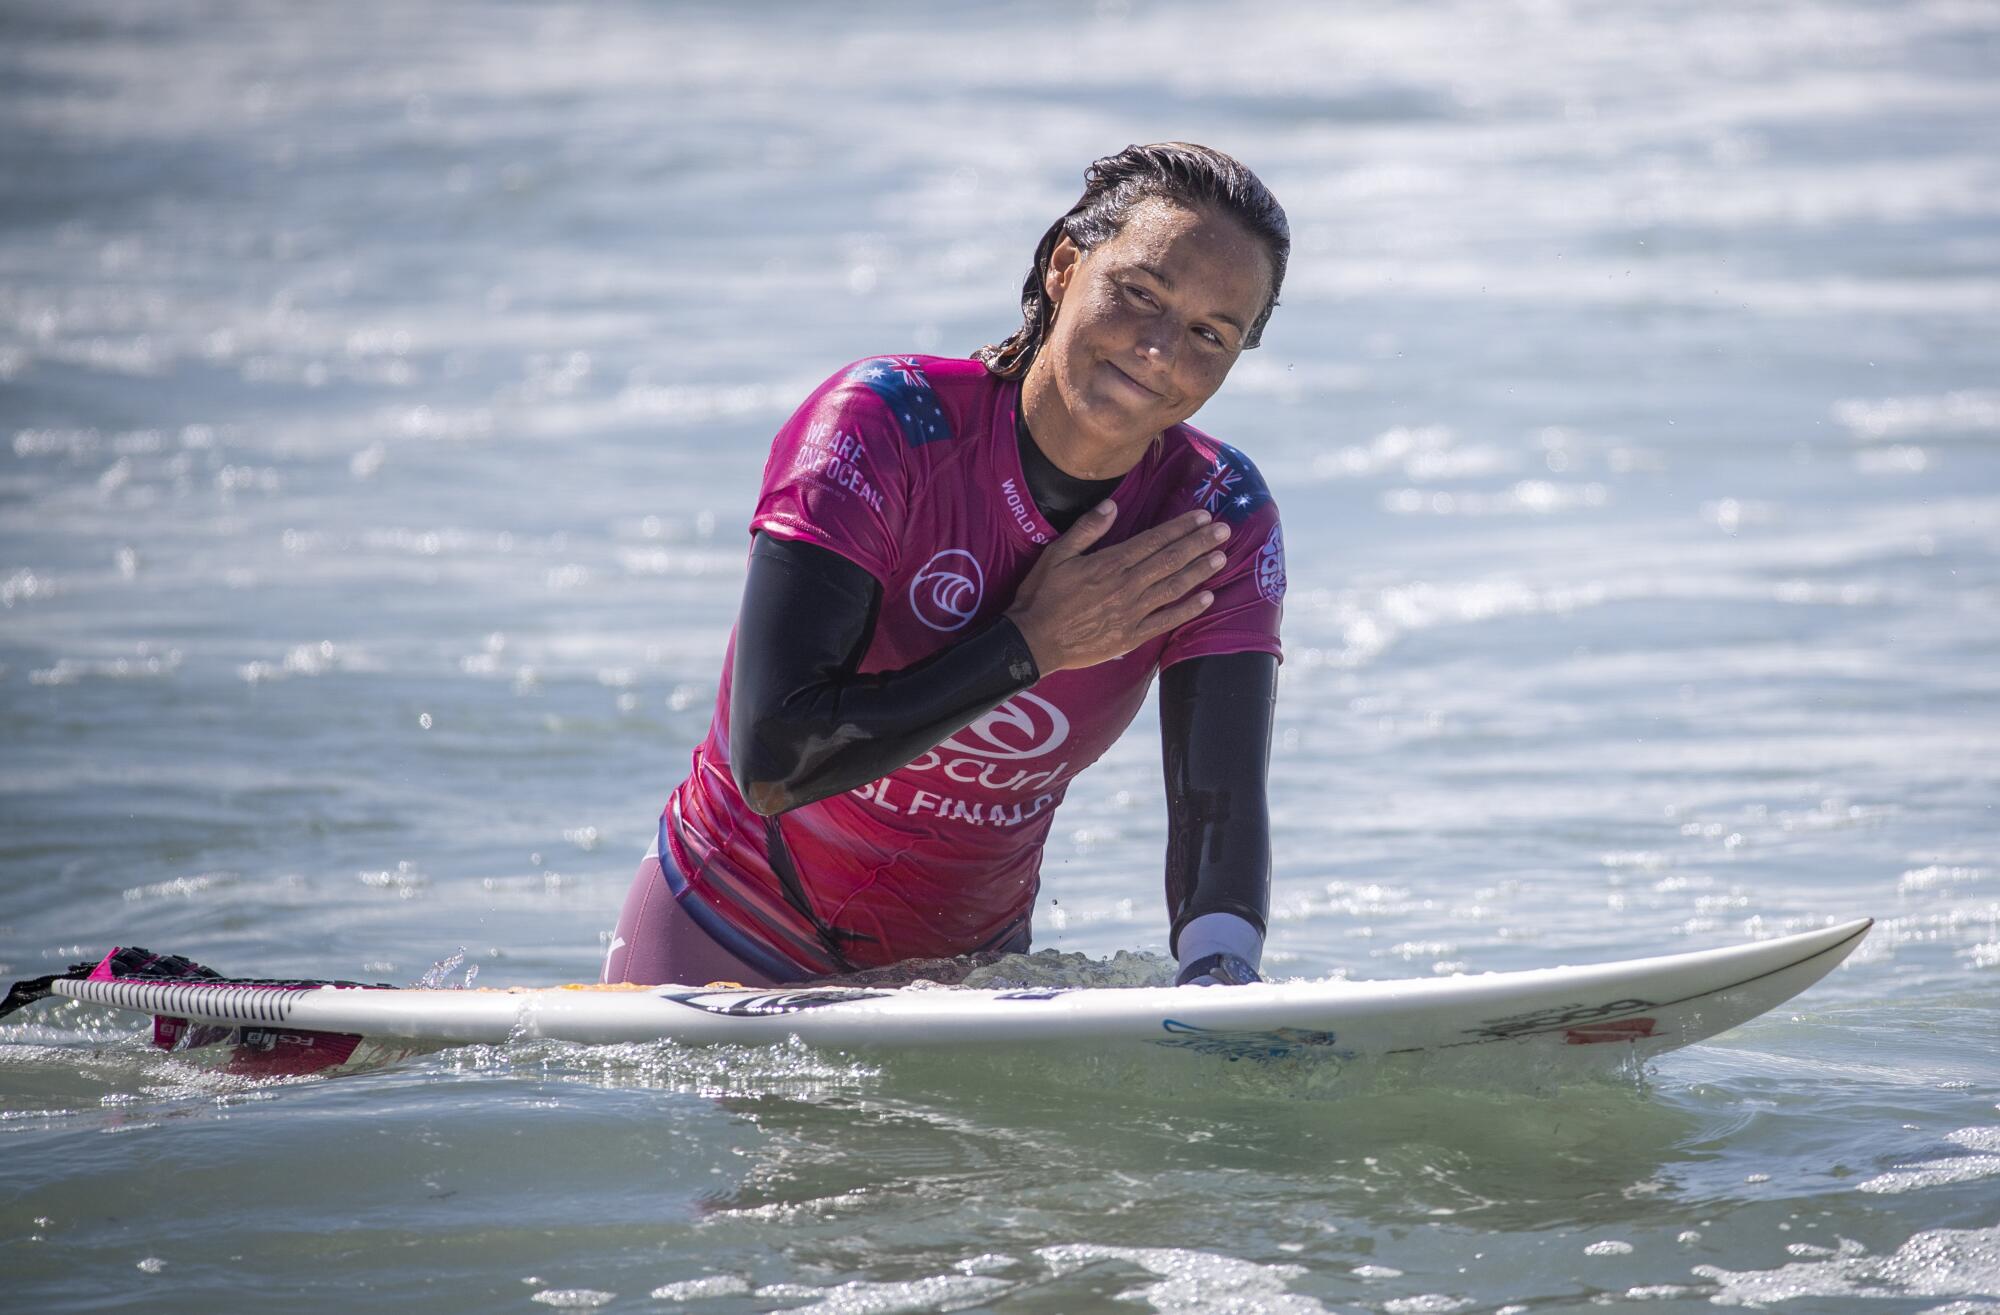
[977, 142, 1289, 379]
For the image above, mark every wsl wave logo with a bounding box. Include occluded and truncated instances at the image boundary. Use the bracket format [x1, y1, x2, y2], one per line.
[909, 548, 984, 632]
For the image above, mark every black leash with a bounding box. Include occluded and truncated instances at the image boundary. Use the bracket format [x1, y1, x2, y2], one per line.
[763, 815, 876, 974]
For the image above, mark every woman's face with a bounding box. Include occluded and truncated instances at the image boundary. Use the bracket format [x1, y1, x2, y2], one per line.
[1036, 196, 1273, 449]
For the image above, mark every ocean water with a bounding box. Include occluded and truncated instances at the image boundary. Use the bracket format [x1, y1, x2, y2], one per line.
[2, 1, 1997, 1310]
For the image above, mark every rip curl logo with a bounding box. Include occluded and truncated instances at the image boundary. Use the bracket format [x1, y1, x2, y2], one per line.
[909, 549, 984, 632]
[1256, 524, 1286, 604]
[938, 692, 1070, 761]
[855, 690, 1074, 823]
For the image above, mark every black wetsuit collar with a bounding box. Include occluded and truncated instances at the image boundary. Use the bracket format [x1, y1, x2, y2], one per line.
[1016, 409, 1123, 536]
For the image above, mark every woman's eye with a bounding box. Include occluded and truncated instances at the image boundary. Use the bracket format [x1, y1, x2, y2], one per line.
[1124, 284, 1157, 307]
[1195, 326, 1223, 347]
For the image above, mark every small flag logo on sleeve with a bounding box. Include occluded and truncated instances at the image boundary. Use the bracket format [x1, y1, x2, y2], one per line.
[848, 357, 953, 447]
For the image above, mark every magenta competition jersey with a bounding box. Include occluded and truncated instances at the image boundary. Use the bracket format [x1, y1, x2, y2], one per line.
[665, 355, 1284, 974]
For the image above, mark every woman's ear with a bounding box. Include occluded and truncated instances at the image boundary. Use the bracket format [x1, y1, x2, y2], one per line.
[1043, 236, 1081, 307]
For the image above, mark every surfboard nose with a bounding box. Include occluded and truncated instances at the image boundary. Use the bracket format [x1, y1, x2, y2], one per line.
[1783, 916, 1873, 960]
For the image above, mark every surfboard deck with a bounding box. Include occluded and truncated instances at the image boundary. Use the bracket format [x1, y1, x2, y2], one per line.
[2, 919, 1870, 1076]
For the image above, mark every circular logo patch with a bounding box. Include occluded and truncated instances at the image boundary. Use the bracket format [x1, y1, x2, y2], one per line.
[937, 692, 1071, 761]
[909, 548, 984, 631]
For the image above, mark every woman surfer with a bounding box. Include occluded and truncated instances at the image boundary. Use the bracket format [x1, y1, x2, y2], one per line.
[604, 142, 1290, 990]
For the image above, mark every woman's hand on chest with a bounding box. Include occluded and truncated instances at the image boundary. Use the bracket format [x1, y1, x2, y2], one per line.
[1004, 500, 1229, 675]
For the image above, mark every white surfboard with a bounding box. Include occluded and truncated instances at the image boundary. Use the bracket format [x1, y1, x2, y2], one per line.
[11, 919, 1870, 1074]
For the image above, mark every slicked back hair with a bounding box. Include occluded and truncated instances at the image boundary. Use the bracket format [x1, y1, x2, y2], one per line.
[977, 142, 1289, 380]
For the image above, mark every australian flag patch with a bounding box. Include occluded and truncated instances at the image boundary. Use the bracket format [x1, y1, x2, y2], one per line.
[847, 356, 953, 447]
[1189, 442, 1271, 525]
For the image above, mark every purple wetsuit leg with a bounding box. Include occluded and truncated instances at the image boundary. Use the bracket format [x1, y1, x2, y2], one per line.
[602, 855, 783, 988]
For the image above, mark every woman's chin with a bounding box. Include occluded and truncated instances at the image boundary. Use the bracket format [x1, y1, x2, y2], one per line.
[1072, 377, 1169, 438]
[1071, 402, 1159, 449]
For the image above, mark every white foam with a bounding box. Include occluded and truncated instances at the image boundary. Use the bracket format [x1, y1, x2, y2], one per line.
[1858, 1129, 2000, 1195]
[648, 1276, 749, 1301]
[753, 1275, 1008, 1315]
[530, 1291, 614, 1310]
[1037, 1245, 1332, 1314]
[1383, 1297, 1473, 1314]
[1694, 1227, 2000, 1305]
[952, 1255, 1014, 1276]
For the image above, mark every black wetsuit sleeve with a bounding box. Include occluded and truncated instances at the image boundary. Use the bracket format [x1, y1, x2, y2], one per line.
[1160, 651, 1277, 954]
[729, 532, 1040, 816]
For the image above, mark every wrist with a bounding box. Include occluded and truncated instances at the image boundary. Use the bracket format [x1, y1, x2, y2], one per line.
[990, 615, 1043, 687]
[1000, 611, 1054, 678]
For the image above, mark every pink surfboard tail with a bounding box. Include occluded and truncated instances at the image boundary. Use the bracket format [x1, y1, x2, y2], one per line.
[6, 947, 388, 1077]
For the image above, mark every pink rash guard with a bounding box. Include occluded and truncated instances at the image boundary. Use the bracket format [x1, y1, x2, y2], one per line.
[659, 354, 1284, 976]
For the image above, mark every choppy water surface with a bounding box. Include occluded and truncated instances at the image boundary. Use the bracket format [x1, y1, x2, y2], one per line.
[3, 2, 1997, 1311]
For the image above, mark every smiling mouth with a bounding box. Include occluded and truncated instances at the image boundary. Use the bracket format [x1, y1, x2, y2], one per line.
[1105, 360, 1164, 399]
